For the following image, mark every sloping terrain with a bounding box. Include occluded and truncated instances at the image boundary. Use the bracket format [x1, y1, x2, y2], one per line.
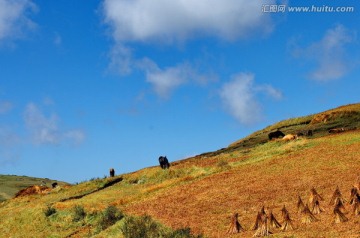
[0, 103, 359, 238]
[0, 175, 69, 202]
[125, 131, 360, 237]
[226, 103, 360, 151]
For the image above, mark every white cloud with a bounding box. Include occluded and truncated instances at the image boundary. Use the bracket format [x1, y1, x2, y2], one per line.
[140, 58, 216, 98]
[102, 0, 273, 43]
[0, 101, 13, 114]
[145, 64, 188, 99]
[108, 43, 134, 75]
[24, 103, 85, 145]
[102, 0, 276, 97]
[255, 84, 283, 100]
[0, 0, 37, 41]
[293, 24, 355, 81]
[220, 73, 282, 125]
[24, 103, 59, 144]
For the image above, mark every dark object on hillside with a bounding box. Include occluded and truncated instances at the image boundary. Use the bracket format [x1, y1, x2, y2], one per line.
[51, 182, 58, 188]
[269, 211, 281, 229]
[334, 199, 346, 214]
[253, 207, 272, 237]
[301, 204, 318, 224]
[312, 199, 325, 215]
[59, 177, 123, 202]
[268, 130, 285, 140]
[252, 212, 262, 231]
[333, 202, 349, 223]
[349, 186, 360, 215]
[252, 206, 266, 230]
[351, 193, 360, 215]
[308, 188, 324, 205]
[227, 213, 245, 234]
[297, 196, 305, 213]
[308, 188, 325, 214]
[329, 186, 346, 206]
[280, 205, 294, 231]
[159, 156, 170, 169]
[349, 187, 359, 205]
[110, 168, 115, 177]
[307, 130, 313, 136]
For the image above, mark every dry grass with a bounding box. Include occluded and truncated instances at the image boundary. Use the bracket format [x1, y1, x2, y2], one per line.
[123, 131, 360, 237]
[0, 130, 359, 237]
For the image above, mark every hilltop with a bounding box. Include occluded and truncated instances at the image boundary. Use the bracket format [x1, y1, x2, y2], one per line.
[0, 103, 360, 237]
[199, 103, 360, 157]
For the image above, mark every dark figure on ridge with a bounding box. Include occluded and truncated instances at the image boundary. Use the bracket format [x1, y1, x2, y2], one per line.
[159, 156, 170, 169]
[268, 130, 285, 140]
[109, 168, 115, 177]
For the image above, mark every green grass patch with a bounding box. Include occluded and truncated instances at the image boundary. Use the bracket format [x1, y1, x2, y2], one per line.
[121, 215, 203, 238]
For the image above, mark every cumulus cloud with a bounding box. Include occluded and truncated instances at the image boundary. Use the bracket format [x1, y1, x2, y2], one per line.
[24, 103, 59, 144]
[102, 0, 273, 43]
[220, 73, 282, 125]
[140, 59, 215, 98]
[292, 24, 355, 81]
[145, 64, 188, 99]
[256, 84, 283, 100]
[102, 0, 276, 97]
[0, 0, 37, 41]
[24, 103, 85, 145]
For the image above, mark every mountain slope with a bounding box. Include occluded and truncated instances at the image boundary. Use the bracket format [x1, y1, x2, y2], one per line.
[0, 175, 68, 202]
[0, 103, 359, 238]
[201, 103, 360, 157]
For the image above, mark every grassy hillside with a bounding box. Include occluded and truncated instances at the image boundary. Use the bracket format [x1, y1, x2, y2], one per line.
[202, 103, 360, 157]
[0, 103, 360, 238]
[0, 175, 68, 202]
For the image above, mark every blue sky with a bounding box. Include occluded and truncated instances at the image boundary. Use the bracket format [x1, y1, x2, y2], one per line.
[0, 0, 359, 183]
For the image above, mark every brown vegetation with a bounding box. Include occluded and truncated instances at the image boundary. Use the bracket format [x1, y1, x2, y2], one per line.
[349, 186, 360, 216]
[253, 207, 271, 237]
[329, 186, 346, 206]
[349, 187, 359, 205]
[227, 213, 245, 234]
[308, 188, 325, 214]
[14, 185, 51, 197]
[124, 130, 360, 237]
[269, 210, 281, 229]
[351, 195, 360, 216]
[310, 107, 360, 124]
[301, 204, 318, 224]
[280, 205, 294, 232]
[2, 104, 360, 238]
[333, 202, 349, 223]
[297, 196, 305, 213]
